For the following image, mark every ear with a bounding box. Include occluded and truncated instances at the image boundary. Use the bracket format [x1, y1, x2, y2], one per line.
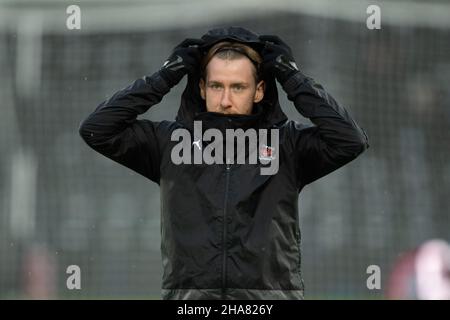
[199, 78, 206, 100]
[254, 80, 265, 103]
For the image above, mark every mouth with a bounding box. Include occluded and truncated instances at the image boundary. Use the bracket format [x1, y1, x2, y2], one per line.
[220, 109, 239, 115]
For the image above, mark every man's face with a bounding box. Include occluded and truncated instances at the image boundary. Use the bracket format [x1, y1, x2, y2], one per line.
[199, 56, 265, 115]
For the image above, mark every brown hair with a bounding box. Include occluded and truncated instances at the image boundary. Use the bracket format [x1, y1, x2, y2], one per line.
[200, 41, 263, 82]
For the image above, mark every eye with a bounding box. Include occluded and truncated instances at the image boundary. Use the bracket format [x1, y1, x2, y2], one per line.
[209, 83, 222, 90]
[233, 85, 245, 91]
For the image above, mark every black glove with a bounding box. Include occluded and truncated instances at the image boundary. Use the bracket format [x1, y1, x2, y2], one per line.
[259, 35, 299, 85]
[159, 38, 205, 87]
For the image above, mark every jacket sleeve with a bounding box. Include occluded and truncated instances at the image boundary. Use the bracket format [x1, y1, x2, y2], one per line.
[282, 72, 369, 187]
[78, 71, 172, 183]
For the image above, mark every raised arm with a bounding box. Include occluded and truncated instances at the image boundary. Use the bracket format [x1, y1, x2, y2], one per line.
[260, 35, 369, 186]
[79, 38, 205, 182]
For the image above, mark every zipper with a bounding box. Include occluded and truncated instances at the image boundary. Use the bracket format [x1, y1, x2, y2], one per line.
[221, 162, 231, 299]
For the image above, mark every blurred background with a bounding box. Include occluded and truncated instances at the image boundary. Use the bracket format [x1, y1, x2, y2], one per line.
[0, 0, 449, 299]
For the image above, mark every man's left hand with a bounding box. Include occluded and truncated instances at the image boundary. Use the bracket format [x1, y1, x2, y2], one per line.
[260, 35, 299, 85]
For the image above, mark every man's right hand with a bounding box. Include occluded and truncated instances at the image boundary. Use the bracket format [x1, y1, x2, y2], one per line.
[159, 38, 205, 88]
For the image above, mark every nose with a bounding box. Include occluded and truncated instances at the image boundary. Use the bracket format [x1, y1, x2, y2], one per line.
[220, 88, 233, 110]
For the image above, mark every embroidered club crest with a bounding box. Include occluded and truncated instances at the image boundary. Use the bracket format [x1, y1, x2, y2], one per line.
[259, 145, 276, 162]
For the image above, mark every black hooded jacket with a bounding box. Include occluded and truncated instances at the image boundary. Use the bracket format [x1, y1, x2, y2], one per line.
[79, 26, 369, 300]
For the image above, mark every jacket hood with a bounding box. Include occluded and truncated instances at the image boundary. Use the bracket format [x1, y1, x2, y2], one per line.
[175, 26, 288, 131]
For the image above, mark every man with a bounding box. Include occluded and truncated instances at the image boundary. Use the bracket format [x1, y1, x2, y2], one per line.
[79, 26, 369, 300]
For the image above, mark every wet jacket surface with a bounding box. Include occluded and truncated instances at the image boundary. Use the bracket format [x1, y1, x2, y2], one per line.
[79, 27, 369, 300]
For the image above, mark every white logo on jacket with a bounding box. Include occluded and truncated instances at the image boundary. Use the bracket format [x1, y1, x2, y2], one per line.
[192, 139, 202, 150]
